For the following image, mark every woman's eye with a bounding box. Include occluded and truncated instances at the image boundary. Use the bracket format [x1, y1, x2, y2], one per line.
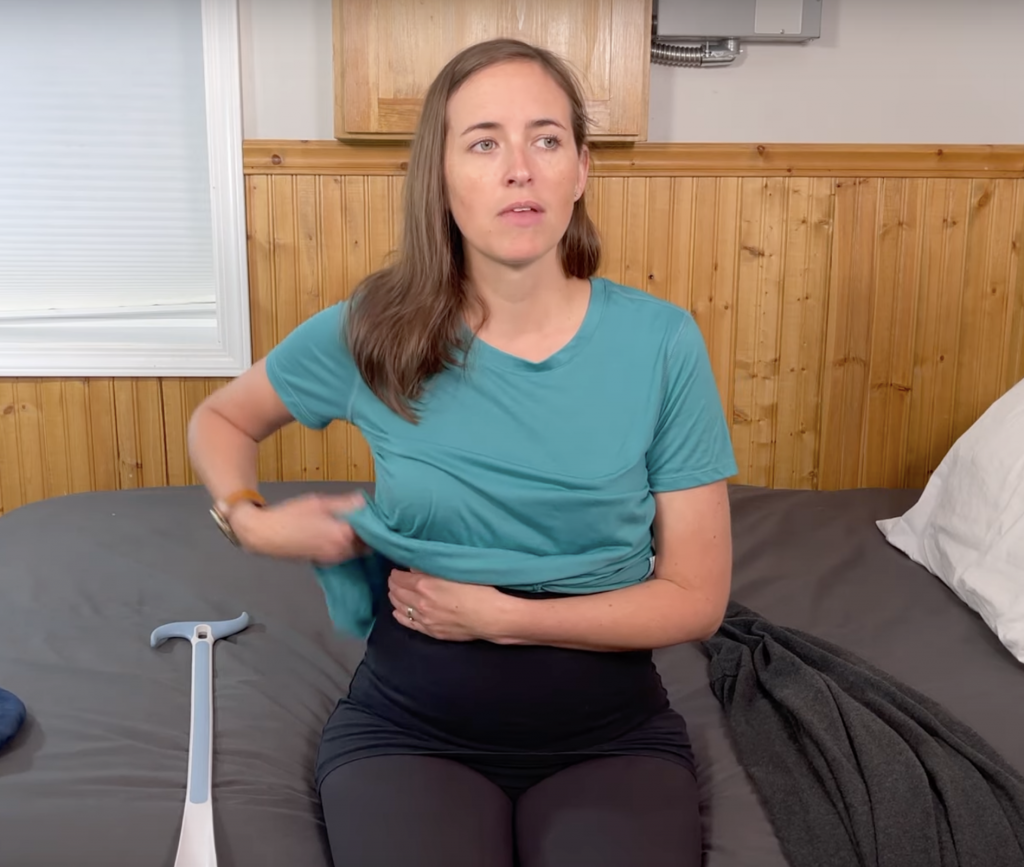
[540, 136, 560, 149]
[473, 140, 496, 152]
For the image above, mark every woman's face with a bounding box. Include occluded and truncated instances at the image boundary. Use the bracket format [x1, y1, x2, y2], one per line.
[444, 60, 589, 273]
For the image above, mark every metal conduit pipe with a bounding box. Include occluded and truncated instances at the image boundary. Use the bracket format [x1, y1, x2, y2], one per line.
[650, 38, 741, 68]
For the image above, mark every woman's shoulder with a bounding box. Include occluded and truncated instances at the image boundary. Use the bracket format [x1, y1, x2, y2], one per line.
[262, 300, 362, 429]
[276, 300, 351, 352]
[264, 300, 356, 383]
[596, 277, 698, 342]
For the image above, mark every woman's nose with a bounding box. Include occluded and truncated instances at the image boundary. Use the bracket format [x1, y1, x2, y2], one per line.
[503, 148, 532, 186]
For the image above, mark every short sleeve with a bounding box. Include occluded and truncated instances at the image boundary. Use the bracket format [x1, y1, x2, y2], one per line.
[264, 302, 360, 430]
[647, 314, 738, 492]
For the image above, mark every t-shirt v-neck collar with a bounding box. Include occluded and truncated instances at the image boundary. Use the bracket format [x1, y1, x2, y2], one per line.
[468, 277, 605, 375]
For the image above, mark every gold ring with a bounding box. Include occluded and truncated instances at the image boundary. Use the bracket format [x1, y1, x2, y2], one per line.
[406, 606, 415, 621]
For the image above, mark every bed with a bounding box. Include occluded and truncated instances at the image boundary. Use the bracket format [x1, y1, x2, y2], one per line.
[1, 480, 1023, 866]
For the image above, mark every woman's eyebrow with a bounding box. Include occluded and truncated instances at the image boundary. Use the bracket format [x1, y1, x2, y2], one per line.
[459, 118, 567, 136]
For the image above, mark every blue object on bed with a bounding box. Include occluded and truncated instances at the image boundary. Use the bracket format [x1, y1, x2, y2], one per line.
[0, 687, 26, 751]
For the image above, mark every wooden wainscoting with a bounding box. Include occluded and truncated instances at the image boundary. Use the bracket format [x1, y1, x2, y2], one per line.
[1, 143, 1022, 515]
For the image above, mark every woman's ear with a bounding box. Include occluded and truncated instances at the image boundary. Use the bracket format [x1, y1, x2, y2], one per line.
[575, 143, 591, 200]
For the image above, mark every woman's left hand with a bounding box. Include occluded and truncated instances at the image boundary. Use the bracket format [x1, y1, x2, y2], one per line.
[387, 569, 509, 642]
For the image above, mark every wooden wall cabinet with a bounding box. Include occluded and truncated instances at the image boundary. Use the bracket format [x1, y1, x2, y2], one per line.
[332, 0, 653, 142]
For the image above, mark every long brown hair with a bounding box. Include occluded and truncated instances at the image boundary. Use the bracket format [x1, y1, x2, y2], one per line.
[344, 38, 602, 422]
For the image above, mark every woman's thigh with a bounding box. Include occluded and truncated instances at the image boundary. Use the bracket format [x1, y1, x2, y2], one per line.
[319, 755, 515, 867]
[515, 756, 702, 867]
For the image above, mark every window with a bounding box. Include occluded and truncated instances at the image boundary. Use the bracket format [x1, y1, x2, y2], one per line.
[0, 0, 251, 376]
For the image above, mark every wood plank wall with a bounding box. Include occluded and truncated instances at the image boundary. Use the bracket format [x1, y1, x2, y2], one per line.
[1, 143, 1022, 516]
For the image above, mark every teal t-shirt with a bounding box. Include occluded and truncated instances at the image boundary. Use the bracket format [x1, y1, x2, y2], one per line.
[265, 277, 738, 636]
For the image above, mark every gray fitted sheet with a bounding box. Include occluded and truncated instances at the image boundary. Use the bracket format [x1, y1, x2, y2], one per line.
[1, 482, 1022, 867]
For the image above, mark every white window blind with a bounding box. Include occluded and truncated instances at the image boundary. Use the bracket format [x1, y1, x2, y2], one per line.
[0, 0, 251, 376]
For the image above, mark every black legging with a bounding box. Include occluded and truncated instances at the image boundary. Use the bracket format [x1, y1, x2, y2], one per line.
[319, 754, 702, 866]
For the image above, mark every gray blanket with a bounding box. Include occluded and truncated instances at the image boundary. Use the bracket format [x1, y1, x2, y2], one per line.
[704, 602, 1024, 867]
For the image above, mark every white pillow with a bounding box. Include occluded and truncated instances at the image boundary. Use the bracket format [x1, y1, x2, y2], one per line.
[877, 376, 1024, 664]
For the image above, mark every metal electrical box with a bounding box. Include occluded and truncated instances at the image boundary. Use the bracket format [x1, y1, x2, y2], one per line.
[654, 0, 822, 43]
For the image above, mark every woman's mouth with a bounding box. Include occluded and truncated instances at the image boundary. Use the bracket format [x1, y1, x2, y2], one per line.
[499, 201, 545, 225]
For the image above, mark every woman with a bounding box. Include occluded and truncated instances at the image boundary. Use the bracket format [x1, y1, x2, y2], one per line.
[188, 38, 736, 867]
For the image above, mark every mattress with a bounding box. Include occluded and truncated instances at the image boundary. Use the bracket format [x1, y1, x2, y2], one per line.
[1, 481, 1022, 866]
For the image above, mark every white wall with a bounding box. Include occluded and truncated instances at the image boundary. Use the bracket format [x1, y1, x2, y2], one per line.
[238, 0, 335, 141]
[648, 0, 1024, 143]
[239, 0, 1024, 145]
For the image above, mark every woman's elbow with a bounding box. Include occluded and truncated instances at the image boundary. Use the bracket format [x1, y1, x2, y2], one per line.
[698, 607, 726, 641]
[692, 590, 729, 641]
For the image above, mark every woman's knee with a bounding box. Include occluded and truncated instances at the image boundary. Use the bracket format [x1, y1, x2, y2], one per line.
[514, 756, 702, 867]
[320, 755, 515, 867]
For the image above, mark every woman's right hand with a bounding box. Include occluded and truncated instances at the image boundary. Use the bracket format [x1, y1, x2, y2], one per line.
[230, 492, 370, 564]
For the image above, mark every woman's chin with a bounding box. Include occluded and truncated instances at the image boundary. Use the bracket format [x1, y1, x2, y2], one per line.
[483, 243, 560, 270]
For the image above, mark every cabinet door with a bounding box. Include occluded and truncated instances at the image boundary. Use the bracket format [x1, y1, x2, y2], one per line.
[333, 0, 652, 141]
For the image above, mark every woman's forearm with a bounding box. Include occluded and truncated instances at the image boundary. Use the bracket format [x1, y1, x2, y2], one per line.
[486, 576, 725, 652]
[187, 404, 261, 502]
[186, 359, 296, 504]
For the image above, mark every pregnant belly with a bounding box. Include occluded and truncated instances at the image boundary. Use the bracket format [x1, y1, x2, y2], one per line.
[348, 589, 669, 750]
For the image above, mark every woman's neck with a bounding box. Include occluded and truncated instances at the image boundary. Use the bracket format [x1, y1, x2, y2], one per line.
[464, 253, 585, 338]
[463, 252, 591, 362]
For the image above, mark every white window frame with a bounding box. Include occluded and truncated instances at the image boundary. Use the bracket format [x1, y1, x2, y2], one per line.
[0, 0, 251, 378]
